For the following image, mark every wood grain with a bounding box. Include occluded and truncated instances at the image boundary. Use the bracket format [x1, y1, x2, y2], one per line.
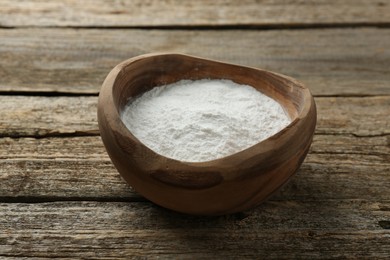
[1, 96, 388, 138]
[1, 1, 388, 257]
[0, 0, 389, 28]
[1, 154, 388, 202]
[0, 96, 99, 137]
[0, 201, 389, 258]
[0, 134, 388, 160]
[0, 136, 388, 201]
[316, 96, 390, 136]
[1, 28, 390, 96]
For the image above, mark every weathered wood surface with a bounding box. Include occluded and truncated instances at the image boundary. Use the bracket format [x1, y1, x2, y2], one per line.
[1, 28, 390, 96]
[0, 133, 388, 201]
[0, 95, 388, 201]
[1, 0, 389, 28]
[1, 96, 389, 138]
[0, 96, 99, 137]
[1, 1, 389, 258]
[2, 134, 388, 160]
[0, 201, 389, 258]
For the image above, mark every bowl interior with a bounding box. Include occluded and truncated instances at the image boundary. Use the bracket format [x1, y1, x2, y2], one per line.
[112, 54, 304, 122]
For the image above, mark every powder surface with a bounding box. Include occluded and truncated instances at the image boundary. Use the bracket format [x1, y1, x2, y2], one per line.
[121, 79, 291, 162]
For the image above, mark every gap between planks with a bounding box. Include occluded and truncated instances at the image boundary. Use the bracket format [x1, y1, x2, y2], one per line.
[3, 23, 390, 30]
[1, 91, 389, 98]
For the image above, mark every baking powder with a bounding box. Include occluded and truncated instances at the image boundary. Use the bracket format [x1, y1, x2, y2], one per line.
[121, 79, 291, 162]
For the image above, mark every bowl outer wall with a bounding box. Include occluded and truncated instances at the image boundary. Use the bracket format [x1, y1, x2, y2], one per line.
[97, 53, 317, 215]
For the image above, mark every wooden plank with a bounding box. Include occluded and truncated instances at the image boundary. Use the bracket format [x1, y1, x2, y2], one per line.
[1, 134, 388, 160]
[1, 28, 390, 96]
[1, 96, 389, 138]
[0, 201, 389, 258]
[0, 96, 99, 137]
[311, 134, 390, 156]
[0, 0, 389, 28]
[0, 154, 388, 201]
[0, 159, 137, 201]
[0, 136, 107, 160]
[0, 136, 388, 201]
[316, 97, 390, 136]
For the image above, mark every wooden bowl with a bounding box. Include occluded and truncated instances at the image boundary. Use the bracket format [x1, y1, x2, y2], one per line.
[98, 53, 316, 215]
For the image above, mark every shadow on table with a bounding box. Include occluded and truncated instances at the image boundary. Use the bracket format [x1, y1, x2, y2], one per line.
[137, 176, 341, 257]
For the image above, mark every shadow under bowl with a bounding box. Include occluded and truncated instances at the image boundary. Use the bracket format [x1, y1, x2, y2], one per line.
[98, 53, 317, 216]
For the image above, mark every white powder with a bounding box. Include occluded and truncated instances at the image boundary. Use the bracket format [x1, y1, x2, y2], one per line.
[121, 79, 291, 162]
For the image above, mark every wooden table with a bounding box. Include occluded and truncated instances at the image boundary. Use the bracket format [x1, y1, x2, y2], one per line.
[1, 1, 389, 258]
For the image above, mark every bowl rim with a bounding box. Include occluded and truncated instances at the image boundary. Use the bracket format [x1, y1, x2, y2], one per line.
[99, 52, 314, 168]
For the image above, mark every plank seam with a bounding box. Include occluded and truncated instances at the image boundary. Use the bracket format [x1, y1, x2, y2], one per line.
[1, 92, 389, 98]
[0, 196, 147, 204]
[2, 23, 390, 30]
[0, 132, 100, 139]
[0, 91, 98, 97]
[1, 132, 389, 139]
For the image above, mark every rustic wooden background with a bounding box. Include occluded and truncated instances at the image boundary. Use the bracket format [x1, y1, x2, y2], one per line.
[0, 0, 389, 258]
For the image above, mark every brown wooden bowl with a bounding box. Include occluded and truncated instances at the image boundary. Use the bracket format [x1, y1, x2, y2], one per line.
[98, 53, 316, 215]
